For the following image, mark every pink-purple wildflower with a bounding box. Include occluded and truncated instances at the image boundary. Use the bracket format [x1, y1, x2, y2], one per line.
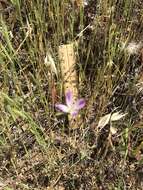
[55, 90, 85, 117]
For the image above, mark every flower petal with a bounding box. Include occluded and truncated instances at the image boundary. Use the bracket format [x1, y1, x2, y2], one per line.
[65, 90, 73, 107]
[55, 104, 69, 113]
[71, 110, 79, 117]
[75, 99, 85, 110]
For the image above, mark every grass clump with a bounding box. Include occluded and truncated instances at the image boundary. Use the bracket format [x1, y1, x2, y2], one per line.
[0, 0, 143, 189]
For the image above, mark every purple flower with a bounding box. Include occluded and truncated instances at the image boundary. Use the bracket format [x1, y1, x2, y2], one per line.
[55, 90, 85, 117]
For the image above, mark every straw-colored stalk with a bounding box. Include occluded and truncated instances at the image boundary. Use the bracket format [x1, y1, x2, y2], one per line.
[74, 0, 84, 8]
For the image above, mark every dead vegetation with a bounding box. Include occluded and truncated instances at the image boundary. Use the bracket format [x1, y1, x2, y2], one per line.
[0, 0, 143, 189]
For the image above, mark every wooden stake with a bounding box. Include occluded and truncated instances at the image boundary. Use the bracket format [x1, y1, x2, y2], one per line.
[59, 43, 80, 128]
[59, 43, 78, 99]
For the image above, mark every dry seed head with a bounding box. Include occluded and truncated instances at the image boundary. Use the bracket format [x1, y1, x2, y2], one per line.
[123, 41, 143, 55]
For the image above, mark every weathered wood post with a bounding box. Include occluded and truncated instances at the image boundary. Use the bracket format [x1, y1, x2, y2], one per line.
[59, 43, 81, 128]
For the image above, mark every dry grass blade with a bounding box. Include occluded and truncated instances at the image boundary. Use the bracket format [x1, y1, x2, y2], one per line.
[0, 179, 7, 188]
[0, 0, 143, 189]
[97, 111, 127, 129]
[44, 52, 58, 77]
[97, 113, 111, 129]
[111, 112, 127, 121]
